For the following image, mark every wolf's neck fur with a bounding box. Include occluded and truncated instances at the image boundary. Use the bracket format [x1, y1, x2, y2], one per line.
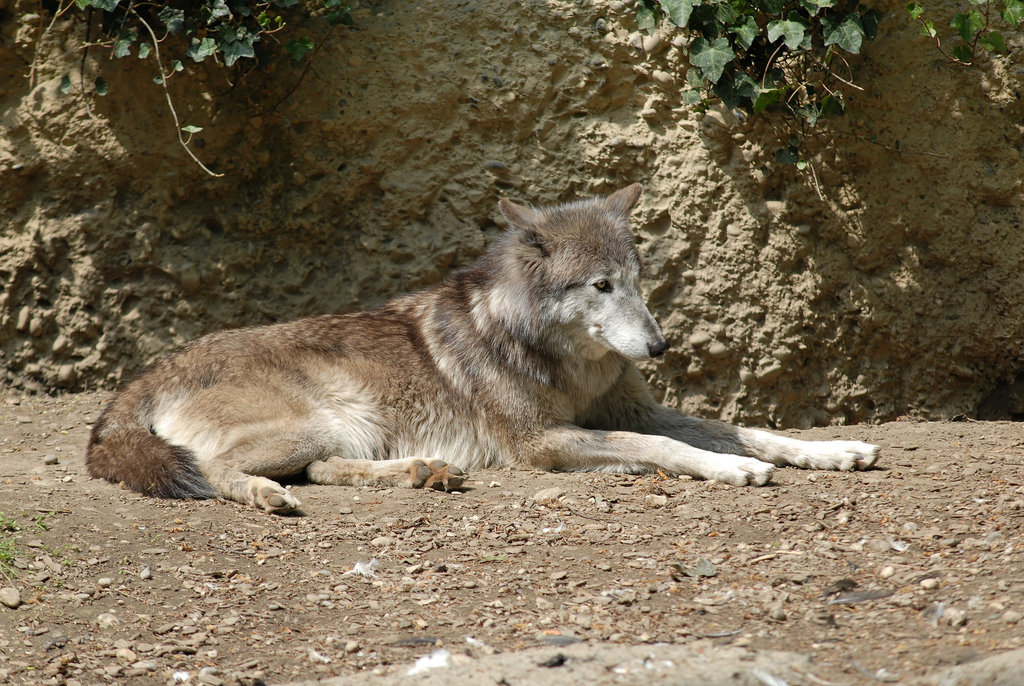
[438, 234, 626, 405]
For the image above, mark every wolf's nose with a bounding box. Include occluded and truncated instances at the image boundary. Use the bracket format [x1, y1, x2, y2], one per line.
[648, 339, 670, 357]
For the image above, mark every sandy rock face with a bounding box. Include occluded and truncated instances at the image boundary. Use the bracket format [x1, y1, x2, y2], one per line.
[1, 0, 1023, 426]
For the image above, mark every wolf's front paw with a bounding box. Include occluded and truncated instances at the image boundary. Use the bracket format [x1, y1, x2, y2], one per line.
[249, 478, 302, 513]
[711, 456, 774, 486]
[408, 459, 466, 491]
[800, 441, 880, 471]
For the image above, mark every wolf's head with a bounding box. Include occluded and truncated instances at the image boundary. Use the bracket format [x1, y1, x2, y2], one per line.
[496, 184, 669, 362]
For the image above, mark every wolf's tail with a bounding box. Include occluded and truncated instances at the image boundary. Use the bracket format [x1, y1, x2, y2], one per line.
[86, 396, 217, 500]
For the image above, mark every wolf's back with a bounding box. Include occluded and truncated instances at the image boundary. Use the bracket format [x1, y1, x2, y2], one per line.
[86, 393, 217, 500]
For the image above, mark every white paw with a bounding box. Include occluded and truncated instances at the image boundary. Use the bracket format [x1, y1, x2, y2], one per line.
[798, 440, 880, 471]
[249, 477, 302, 513]
[711, 455, 775, 486]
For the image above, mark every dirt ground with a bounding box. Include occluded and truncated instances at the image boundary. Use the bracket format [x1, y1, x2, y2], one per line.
[1, 390, 1023, 685]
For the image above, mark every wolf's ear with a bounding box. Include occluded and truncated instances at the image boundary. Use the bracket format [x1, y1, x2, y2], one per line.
[498, 198, 543, 231]
[605, 183, 643, 217]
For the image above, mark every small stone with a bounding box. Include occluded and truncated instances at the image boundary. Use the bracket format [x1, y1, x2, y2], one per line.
[370, 536, 394, 547]
[115, 648, 137, 665]
[769, 605, 787, 622]
[878, 565, 895, 579]
[97, 577, 113, 588]
[344, 640, 361, 653]
[0, 587, 21, 608]
[642, 34, 661, 52]
[707, 342, 729, 358]
[43, 454, 59, 466]
[946, 608, 968, 628]
[1002, 609, 1022, 624]
[57, 365, 75, 386]
[920, 577, 939, 590]
[140, 567, 152, 580]
[533, 487, 565, 504]
[96, 612, 119, 629]
[645, 494, 668, 508]
[651, 70, 674, 88]
[198, 667, 224, 686]
[688, 331, 712, 347]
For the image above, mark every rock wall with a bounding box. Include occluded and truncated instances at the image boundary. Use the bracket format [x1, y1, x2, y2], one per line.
[1, 0, 1023, 426]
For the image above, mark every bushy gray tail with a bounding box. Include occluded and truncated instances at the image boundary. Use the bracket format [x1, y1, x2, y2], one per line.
[86, 404, 217, 500]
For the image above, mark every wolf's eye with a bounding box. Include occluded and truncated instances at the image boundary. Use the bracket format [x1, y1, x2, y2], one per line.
[593, 280, 612, 293]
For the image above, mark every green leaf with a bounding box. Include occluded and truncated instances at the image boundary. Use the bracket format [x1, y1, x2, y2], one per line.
[952, 44, 974, 62]
[94, 77, 109, 96]
[286, 36, 315, 61]
[767, 15, 808, 50]
[113, 38, 132, 58]
[171, 60, 184, 72]
[823, 13, 866, 53]
[1003, 0, 1024, 25]
[686, 67, 705, 88]
[682, 89, 703, 105]
[775, 147, 800, 164]
[820, 93, 846, 118]
[186, 37, 218, 63]
[905, 2, 924, 19]
[950, 10, 984, 43]
[659, 0, 696, 26]
[798, 0, 835, 16]
[730, 15, 758, 50]
[59, 75, 72, 95]
[920, 19, 937, 37]
[861, 9, 881, 41]
[138, 42, 151, 59]
[754, 0, 786, 14]
[753, 87, 786, 113]
[690, 37, 734, 84]
[637, 2, 658, 32]
[221, 38, 255, 67]
[208, 0, 231, 19]
[713, 70, 760, 109]
[158, 7, 185, 34]
[980, 31, 1007, 53]
[153, 75, 164, 85]
[88, 0, 120, 11]
[182, 125, 203, 134]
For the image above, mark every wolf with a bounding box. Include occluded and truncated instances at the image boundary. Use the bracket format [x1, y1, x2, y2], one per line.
[86, 184, 879, 513]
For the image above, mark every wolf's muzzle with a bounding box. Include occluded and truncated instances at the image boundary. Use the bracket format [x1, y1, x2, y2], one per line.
[648, 339, 669, 357]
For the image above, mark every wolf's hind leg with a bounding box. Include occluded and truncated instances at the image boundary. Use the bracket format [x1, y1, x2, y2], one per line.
[307, 457, 466, 491]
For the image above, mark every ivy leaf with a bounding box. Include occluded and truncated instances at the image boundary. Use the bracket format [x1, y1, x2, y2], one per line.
[1003, 0, 1024, 25]
[286, 36, 315, 61]
[979, 31, 1007, 53]
[952, 44, 973, 62]
[775, 147, 799, 164]
[659, 0, 696, 26]
[823, 13, 865, 53]
[950, 10, 984, 42]
[209, 0, 231, 19]
[138, 42, 151, 59]
[690, 37, 734, 84]
[754, 86, 786, 113]
[181, 124, 203, 134]
[861, 9, 881, 40]
[682, 89, 703, 105]
[755, 0, 786, 15]
[798, 0, 834, 15]
[172, 60, 184, 72]
[186, 37, 218, 63]
[920, 19, 937, 38]
[730, 15, 758, 50]
[636, 1, 658, 32]
[59, 75, 72, 95]
[767, 15, 809, 50]
[88, 0, 120, 11]
[94, 77, 109, 96]
[905, 1, 924, 19]
[820, 93, 846, 118]
[113, 38, 132, 58]
[221, 38, 255, 67]
[158, 7, 185, 34]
